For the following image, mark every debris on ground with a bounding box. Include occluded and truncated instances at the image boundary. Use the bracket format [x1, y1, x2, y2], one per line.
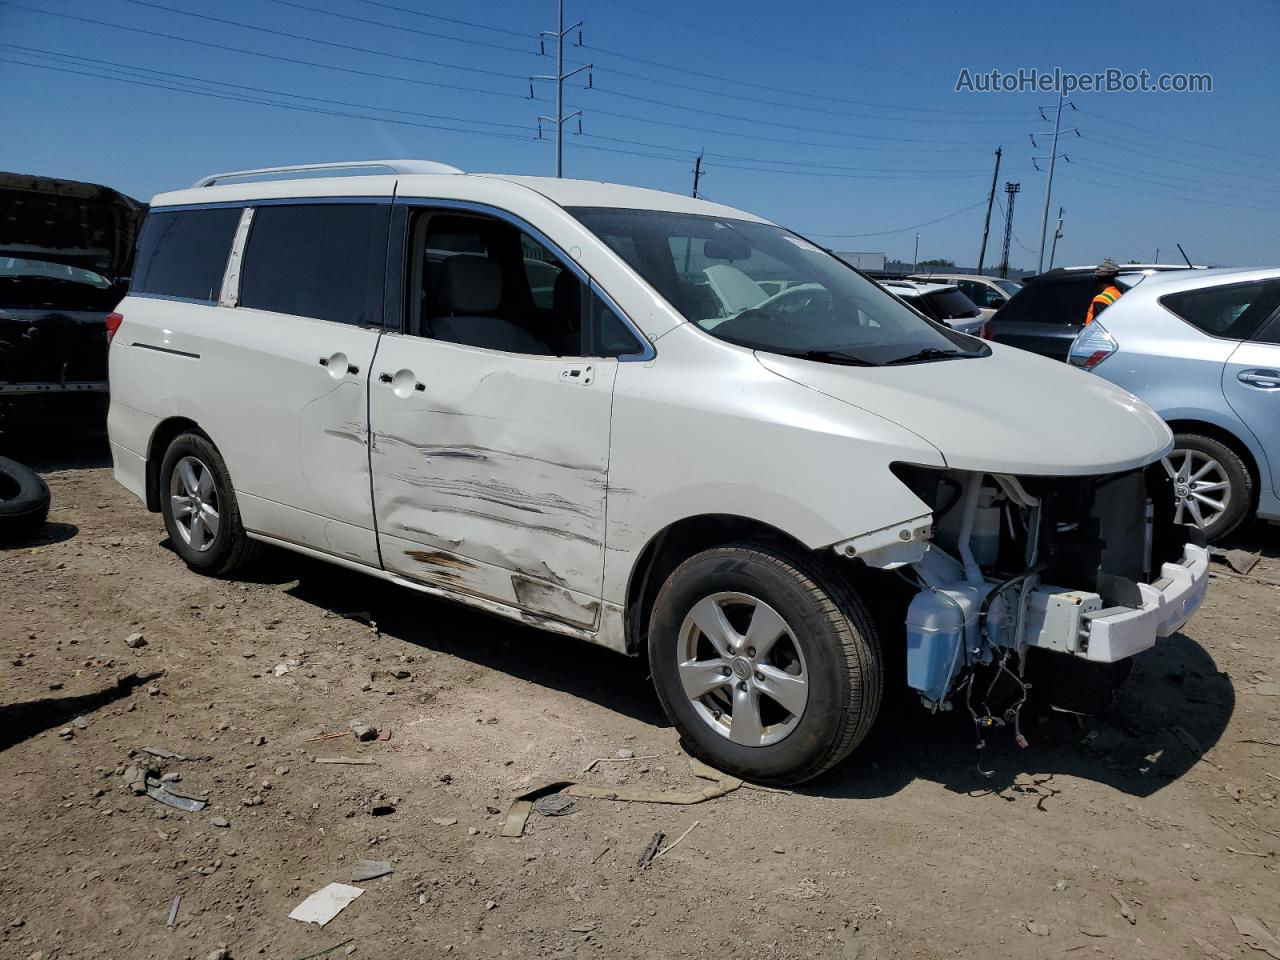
[166, 895, 181, 927]
[210, 816, 230, 828]
[532, 793, 576, 817]
[1111, 892, 1137, 925]
[1233, 915, 1280, 959]
[314, 757, 376, 766]
[581, 753, 659, 774]
[274, 659, 300, 677]
[1172, 726, 1223, 769]
[1210, 547, 1262, 576]
[349, 722, 378, 742]
[289, 939, 355, 960]
[637, 832, 665, 870]
[350, 859, 393, 882]
[205, 946, 231, 960]
[124, 632, 147, 649]
[1026, 920, 1050, 936]
[431, 817, 458, 827]
[650, 820, 699, 864]
[145, 777, 207, 813]
[288, 883, 364, 926]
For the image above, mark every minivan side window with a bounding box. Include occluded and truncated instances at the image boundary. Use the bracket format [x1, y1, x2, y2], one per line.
[1160, 280, 1280, 340]
[132, 208, 242, 302]
[239, 203, 390, 326]
[407, 210, 641, 358]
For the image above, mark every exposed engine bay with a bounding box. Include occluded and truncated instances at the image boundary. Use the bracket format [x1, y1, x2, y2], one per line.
[852, 464, 1210, 760]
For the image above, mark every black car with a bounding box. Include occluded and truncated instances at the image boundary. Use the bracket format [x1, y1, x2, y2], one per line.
[982, 265, 1195, 361]
[1, 172, 145, 430]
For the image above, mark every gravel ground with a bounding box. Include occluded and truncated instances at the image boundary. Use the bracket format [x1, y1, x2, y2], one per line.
[2, 433, 1278, 960]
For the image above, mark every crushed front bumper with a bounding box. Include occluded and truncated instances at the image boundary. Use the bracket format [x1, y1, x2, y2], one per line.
[1081, 543, 1210, 661]
[1024, 544, 1210, 664]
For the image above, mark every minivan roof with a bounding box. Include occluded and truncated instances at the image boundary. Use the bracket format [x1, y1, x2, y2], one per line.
[151, 164, 769, 224]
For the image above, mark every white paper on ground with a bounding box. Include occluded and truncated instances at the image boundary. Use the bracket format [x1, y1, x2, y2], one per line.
[288, 882, 364, 926]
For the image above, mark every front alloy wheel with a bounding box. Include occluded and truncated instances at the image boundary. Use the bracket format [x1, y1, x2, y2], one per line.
[169, 455, 221, 552]
[1162, 448, 1230, 530]
[678, 592, 809, 747]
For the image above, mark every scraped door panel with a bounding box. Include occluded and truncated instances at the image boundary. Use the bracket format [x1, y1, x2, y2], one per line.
[369, 334, 616, 630]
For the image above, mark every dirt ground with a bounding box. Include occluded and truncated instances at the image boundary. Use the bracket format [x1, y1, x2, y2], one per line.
[3, 431, 1279, 960]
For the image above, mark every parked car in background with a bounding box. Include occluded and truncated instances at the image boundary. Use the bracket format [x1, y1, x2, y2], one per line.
[109, 159, 1207, 784]
[908, 272, 1022, 319]
[0, 172, 145, 431]
[1070, 267, 1280, 541]
[878, 279, 984, 334]
[983, 264, 1199, 361]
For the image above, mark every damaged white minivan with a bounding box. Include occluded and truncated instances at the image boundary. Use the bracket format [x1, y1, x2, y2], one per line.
[108, 160, 1209, 784]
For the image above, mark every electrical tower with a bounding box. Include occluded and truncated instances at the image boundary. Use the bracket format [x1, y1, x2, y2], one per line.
[976, 146, 1002, 274]
[1048, 206, 1065, 270]
[531, 0, 592, 178]
[691, 150, 704, 198]
[999, 182, 1020, 279]
[1031, 93, 1078, 273]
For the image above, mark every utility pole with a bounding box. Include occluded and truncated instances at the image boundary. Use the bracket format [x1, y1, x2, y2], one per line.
[913, 232, 920, 273]
[531, 0, 592, 178]
[1033, 92, 1078, 273]
[999, 181, 1020, 279]
[976, 146, 1002, 275]
[1048, 206, 1064, 270]
[691, 150, 704, 198]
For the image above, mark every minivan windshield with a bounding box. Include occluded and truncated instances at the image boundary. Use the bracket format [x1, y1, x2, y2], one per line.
[568, 207, 988, 365]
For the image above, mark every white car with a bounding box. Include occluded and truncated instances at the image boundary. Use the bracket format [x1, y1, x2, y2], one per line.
[878, 279, 985, 335]
[107, 160, 1209, 784]
[909, 272, 1023, 319]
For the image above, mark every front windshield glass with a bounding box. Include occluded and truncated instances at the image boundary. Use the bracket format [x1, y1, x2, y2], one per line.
[0, 257, 110, 287]
[567, 207, 988, 365]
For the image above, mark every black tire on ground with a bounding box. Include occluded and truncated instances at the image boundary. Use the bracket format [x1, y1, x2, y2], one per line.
[0, 456, 51, 544]
[648, 542, 882, 786]
[1171, 432, 1253, 543]
[159, 431, 260, 576]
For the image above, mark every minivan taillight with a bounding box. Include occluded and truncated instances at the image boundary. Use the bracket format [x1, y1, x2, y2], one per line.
[105, 312, 124, 344]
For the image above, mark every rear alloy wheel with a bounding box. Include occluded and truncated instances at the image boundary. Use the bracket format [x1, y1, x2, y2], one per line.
[1162, 433, 1251, 542]
[159, 432, 260, 576]
[649, 542, 882, 786]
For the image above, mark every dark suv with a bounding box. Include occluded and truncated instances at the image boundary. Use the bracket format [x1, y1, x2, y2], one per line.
[983, 265, 1196, 361]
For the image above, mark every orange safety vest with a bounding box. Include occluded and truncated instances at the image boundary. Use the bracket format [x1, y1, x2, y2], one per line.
[1084, 284, 1122, 326]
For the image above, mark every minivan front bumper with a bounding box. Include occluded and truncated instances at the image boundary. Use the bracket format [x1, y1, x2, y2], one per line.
[1023, 543, 1210, 664]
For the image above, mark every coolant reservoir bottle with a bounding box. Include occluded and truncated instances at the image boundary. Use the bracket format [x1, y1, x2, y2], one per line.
[905, 589, 968, 703]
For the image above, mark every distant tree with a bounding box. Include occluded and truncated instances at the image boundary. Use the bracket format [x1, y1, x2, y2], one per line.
[917, 258, 955, 268]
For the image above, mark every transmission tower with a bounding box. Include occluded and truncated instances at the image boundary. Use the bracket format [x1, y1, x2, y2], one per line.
[999, 182, 1020, 279]
[531, 0, 592, 177]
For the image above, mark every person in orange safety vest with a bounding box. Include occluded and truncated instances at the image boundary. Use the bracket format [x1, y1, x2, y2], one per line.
[1084, 258, 1123, 326]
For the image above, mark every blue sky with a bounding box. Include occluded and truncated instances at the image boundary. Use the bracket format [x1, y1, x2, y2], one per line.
[2, 0, 1278, 269]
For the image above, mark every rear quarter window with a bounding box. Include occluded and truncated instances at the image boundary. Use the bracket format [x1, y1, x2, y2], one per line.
[238, 203, 390, 326]
[132, 207, 242, 301]
[1159, 279, 1280, 340]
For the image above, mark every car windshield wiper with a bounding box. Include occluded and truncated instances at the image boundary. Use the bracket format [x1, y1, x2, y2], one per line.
[782, 349, 875, 366]
[884, 347, 977, 365]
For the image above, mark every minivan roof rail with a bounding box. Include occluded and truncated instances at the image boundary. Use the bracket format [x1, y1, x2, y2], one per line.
[192, 159, 464, 188]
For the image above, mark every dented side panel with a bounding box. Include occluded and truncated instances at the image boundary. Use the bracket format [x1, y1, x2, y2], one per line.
[369, 333, 616, 628]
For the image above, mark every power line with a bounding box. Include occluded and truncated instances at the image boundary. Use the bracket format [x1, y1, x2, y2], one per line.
[1077, 107, 1280, 166]
[111, 0, 530, 81]
[1079, 129, 1280, 182]
[351, 0, 532, 40]
[801, 199, 989, 239]
[0, 2, 532, 103]
[1057, 171, 1280, 214]
[1070, 156, 1280, 200]
[2, 43, 533, 132]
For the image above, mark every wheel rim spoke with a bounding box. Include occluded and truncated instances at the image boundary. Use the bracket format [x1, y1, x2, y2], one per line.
[687, 596, 739, 657]
[744, 602, 788, 660]
[178, 459, 200, 497]
[201, 503, 220, 539]
[1192, 480, 1228, 494]
[1161, 457, 1178, 481]
[1186, 497, 1206, 528]
[196, 466, 215, 499]
[729, 684, 765, 746]
[1181, 451, 1193, 481]
[1174, 498, 1185, 524]
[188, 512, 207, 549]
[755, 664, 808, 717]
[171, 495, 195, 519]
[1190, 459, 1218, 482]
[679, 658, 731, 701]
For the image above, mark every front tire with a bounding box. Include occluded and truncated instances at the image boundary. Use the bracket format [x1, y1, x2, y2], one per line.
[648, 542, 882, 786]
[159, 432, 259, 576]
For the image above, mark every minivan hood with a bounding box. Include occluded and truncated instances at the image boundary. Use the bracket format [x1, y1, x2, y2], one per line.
[756, 343, 1172, 476]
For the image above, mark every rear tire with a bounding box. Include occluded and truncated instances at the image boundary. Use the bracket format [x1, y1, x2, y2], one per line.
[1165, 433, 1252, 543]
[159, 432, 259, 576]
[0, 456, 51, 544]
[648, 542, 882, 786]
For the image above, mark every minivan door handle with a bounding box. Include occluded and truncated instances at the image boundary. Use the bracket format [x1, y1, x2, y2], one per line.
[560, 364, 594, 386]
[1237, 369, 1280, 389]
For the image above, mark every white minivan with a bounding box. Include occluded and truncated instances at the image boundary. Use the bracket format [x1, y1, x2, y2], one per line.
[108, 160, 1209, 784]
